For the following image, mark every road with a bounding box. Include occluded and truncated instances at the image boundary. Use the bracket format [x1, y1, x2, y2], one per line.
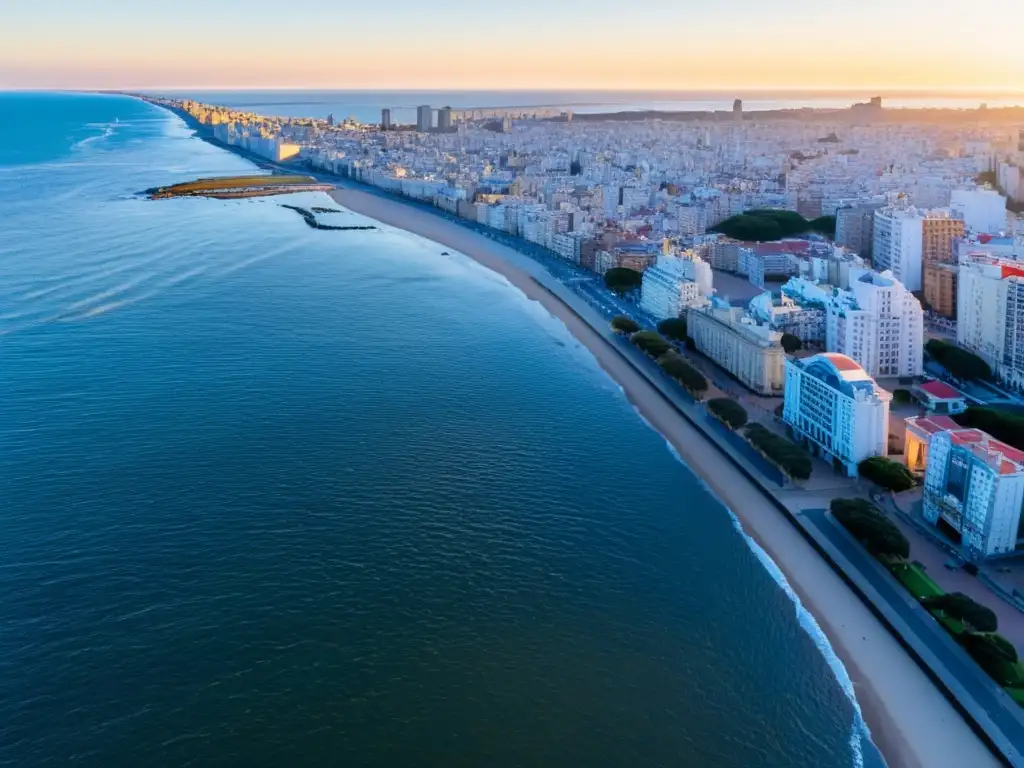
[802, 508, 1024, 765]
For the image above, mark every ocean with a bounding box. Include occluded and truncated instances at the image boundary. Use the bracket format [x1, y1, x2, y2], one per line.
[145, 88, 1024, 125]
[0, 92, 884, 767]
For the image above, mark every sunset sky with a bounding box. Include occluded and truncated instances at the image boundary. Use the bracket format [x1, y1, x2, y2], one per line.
[3, 0, 1022, 91]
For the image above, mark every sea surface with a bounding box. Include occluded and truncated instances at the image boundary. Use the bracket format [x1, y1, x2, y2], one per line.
[0, 92, 884, 767]
[146, 88, 1024, 125]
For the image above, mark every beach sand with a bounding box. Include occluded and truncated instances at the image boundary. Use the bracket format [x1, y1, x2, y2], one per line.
[330, 186, 1000, 768]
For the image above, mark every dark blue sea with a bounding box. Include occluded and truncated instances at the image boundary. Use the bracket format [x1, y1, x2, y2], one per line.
[0, 92, 884, 767]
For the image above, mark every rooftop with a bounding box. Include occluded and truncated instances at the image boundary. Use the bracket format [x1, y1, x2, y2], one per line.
[906, 415, 1024, 474]
[917, 379, 965, 401]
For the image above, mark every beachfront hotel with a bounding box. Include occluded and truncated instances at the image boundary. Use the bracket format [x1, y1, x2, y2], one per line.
[909, 416, 1024, 558]
[639, 253, 712, 319]
[782, 352, 891, 477]
[686, 300, 785, 395]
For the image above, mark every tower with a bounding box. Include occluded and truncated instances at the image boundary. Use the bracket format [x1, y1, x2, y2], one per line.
[416, 105, 433, 132]
[733, 99, 742, 122]
[381, 108, 392, 131]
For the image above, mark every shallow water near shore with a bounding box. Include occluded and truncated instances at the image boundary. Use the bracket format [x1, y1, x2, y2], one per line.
[0, 92, 883, 767]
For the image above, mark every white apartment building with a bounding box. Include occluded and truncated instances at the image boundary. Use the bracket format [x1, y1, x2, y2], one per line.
[957, 255, 1024, 389]
[783, 352, 891, 476]
[923, 426, 1024, 558]
[950, 189, 1008, 234]
[873, 205, 925, 291]
[748, 292, 825, 345]
[639, 254, 711, 319]
[826, 269, 924, 378]
[687, 301, 786, 395]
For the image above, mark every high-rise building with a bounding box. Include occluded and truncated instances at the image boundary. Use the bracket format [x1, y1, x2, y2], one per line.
[873, 205, 924, 290]
[950, 189, 1008, 234]
[825, 269, 924, 378]
[733, 99, 743, 122]
[918, 420, 1024, 558]
[923, 262, 958, 319]
[437, 107, 453, 132]
[416, 105, 433, 132]
[327, 113, 335, 127]
[922, 211, 965, 266]
[640, 254, 713, 319]
[957, 254, 1024, 389]
[381, 108, 392, 131]
[783, 352, 891, 477]
[835, 201, 884, 259]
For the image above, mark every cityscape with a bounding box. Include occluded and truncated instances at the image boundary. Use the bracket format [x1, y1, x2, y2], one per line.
[5, 1, 1024, 766]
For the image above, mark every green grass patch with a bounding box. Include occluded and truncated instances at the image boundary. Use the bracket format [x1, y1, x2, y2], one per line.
[889, 562, 943, 600]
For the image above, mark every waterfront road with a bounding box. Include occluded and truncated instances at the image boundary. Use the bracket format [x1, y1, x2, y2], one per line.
[801, 508, 1024, 765]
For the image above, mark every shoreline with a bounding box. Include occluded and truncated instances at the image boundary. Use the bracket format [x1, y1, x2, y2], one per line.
[136, 95, 1004, 767]
[327, 184, 1000, 768]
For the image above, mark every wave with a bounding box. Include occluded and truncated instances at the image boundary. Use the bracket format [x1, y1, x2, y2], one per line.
[71, 125, 115, 152]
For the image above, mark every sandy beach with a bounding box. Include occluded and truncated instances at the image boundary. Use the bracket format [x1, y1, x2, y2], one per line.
[329, 186, 1000, 768]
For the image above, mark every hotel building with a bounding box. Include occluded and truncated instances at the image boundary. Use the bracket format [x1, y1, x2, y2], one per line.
[783, 353, 891, 476]
[687, 300, 786, 395]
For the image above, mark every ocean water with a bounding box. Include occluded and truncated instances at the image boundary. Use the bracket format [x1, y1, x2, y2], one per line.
[0, 92, 884, 767]
[146, 88, 1024, 124]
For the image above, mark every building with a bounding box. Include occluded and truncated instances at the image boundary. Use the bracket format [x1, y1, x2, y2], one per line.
[916, 419, 1024, 558]
[783, 352, 891, 476]
[640, 255, 712, 319]
[951, 189, 1007, 234]
[957, 254, 1024, 389]
[922, 212, 965, 266]
[416, 105, 432, 133]
[913, 380, 968, 415]
[835, 201, 884, 259]
[873, 205, 925, 290]
[381, 108, 392, 131]
[748, 291, 825, 345]
[687, 300, 786, 395]
[923, 262, 958, 318]
[826, 269, 924, 378]
[437, 107, 453, 132]
[733, 99, 743, 122]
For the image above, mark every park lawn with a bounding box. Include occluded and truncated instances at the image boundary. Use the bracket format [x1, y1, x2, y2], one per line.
[889, 562, 944, 600]
[1006, 686, 1024, 705]
[929, 609, 965, 635]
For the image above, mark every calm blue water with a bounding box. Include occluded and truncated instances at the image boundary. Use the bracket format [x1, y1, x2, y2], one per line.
[0, 92, 883, 767]
[145, 88, 1024, 124]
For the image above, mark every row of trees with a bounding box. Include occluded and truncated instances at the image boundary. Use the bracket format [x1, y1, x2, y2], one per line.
[858, 456, 916, 492]
[925, 339, 992, 381]
[708, 398, 748, 429]
[831, 498, 1023, 690]
[658, 352, 709, 397]
[744, 423, 813, 480]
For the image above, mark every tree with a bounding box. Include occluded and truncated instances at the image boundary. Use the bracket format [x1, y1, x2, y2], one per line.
[924, 339, 992, 381]
[708, 398, 748, 429]
[657, 317, 688, 341]
[923, 593, 998, 632]
[631, 331, 673, 358]
[780, 333, 802, 354]
[954, 407, 1024, 452]
[858, 456, 916, 492]
[808, 215, 837, 238]
[892, 388, 913, 405]
[611, 315, 640, 334]
[745, 423, 813, 480]
[831, 498, 910, 559]
[961, 632, 1021, 686]
[708, 209, 834, 242]
[604, 267, 643, 295]
[658, 353, 708, 396]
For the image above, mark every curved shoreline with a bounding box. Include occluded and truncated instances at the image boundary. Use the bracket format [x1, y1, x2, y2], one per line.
[327, 185, 1001, 768]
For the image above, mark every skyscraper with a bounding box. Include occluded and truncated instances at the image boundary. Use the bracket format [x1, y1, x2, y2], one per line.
[733, 99, 743, 122]
[381, 108, 392, 131]
[437, 107, 453, 132]
[416, 105, 433, 133]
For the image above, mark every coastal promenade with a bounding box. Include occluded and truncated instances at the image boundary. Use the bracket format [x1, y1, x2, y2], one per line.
[145, 97, 1011, 767]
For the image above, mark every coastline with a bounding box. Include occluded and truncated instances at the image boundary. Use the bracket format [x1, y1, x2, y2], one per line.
[136, 95, 1005, 767]
[327, 184, 1000, 768]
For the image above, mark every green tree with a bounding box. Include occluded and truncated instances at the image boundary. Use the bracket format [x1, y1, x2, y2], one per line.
[745, 423, 813, 480]
[954, 407, 1024, 452]
[604, 267, 643, 294]
[657, 317, 688, 341]
[631, 331, 673, 358]
[961, 632, 1021, 686]
[780, 333, 802, 354]
[831, 498, 910, 559]
[892, 388, 913, 405]
[858, 456, 916, 492]
[611, 315, 640, 334]
[808, 215, 837, 237]
[924, 339, 992, 381]
[708, 398, 748, 429]
[658, 353, 708, 396]
[923, 593, 998, 632]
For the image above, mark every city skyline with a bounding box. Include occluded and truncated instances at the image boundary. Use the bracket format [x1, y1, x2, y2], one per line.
[3, 0, 1023, 91]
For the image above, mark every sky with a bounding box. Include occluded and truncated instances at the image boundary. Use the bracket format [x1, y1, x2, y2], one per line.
[2, 0, 1022, 92]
